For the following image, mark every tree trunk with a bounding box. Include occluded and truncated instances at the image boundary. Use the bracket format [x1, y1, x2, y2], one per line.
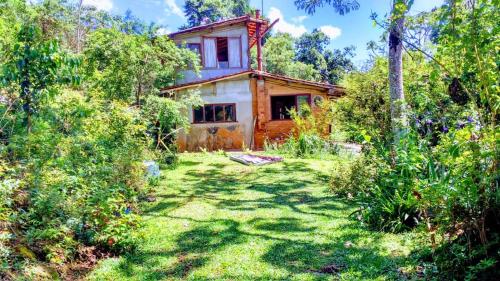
[76, 0, 83, 53]
[388, 1, 407, 141]
[136, 83, 142, 106]
[21, 45, 32, 134]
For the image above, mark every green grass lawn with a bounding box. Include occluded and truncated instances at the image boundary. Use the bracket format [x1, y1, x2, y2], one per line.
[88, 153, 419, 281]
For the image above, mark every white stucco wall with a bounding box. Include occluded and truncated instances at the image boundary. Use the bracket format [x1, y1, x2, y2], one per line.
[174, 25, 250, 84]
[178, 78, 254, 151]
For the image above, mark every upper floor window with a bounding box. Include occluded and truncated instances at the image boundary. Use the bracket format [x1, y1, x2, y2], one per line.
[186, 43, 201, 69]
[216, 38, 229, 68]
[193, 103, 237, 123]
[203, 37, 241, 69]
[187, 43, 201, 56]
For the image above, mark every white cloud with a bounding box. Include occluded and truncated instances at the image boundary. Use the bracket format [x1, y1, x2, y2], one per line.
[319, 25, 342, 40]
[83, 0, 113, 11]
[165, 0, 184, 18]
[291, 15, 308, 24]
[268, 7, 307, 38]
[156, 27, 171, 35]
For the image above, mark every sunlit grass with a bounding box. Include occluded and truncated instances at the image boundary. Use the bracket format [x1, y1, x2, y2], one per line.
[88, 152, 419, 280]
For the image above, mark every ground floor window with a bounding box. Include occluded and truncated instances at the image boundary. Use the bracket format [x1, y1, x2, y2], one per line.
[271, 94, 311, 120]
[193, 103, 236, 123]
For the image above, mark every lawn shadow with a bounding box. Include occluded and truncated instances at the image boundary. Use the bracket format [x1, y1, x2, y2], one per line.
[216, 182, 349, 218]
[183, 168, 244, 197]
[125, 155, 402, 280]
[250, 217, 317, 233]
[117, 219, 246, 280]
[260, 227, 409, 279]
[145, 200, 182, 214]
[179, 160, 203, 167]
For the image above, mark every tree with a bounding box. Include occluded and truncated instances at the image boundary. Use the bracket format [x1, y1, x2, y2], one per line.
[295, 0, 412, 140]
[388, 0, 411, 139]
[295, 29, 330, 77]
[294, 0, 360, 15]
[324, 46, 356, 84]
[183, 0, 253, 28]
[118, 9, 147, 35]
[262, 33, 320, 81]
[0, 23, 79, 133]
[295, 29, 355, 84]
[83, 28, 199, 104]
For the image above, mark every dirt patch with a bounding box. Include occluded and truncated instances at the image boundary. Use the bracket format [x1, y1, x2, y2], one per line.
[307, 263, 346, 276]
[58, 246, 113, 281]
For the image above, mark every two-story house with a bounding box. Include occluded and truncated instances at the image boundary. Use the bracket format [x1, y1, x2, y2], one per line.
[162, 11, 343, 151]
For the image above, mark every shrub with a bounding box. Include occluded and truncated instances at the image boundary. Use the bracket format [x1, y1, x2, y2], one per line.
[265, 133, 340, 159]
[354, 133, 424, 233]
[0, 90, 151, 267]
[329, 155, 375, 197]
[265, 101, 341, 159]
[348, 120, 499, 277]
[142, 92, 201, 166]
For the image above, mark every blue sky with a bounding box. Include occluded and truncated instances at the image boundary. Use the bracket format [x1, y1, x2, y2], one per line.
[83, 0, 443, 63]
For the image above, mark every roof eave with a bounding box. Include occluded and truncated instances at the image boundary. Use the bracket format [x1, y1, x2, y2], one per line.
[160, 70, 344, 95]
[160, 70, 253, 93]
[168, 16, 269, 38]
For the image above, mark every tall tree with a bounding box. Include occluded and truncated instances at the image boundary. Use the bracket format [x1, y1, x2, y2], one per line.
[295, 29, 355, 84]
[262, 32, 320, 81]
[295, 0, 412, 140]
[183, 0, 253, 28]
[295, 29, 330, 78]
[388, 0, 411, 139]
[294, 0, 360, 15]
[83, 28, 199, 104]
[0, 23, 79, 133]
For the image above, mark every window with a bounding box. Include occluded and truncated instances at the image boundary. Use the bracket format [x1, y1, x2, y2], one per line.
[193, 104, 236, 123]
[186, 43, 201, 69]
[216, 38, 228, 68]
[187, 43, 201, 56]
[271, 94, 311, 120]
[203, 37, 241, 69]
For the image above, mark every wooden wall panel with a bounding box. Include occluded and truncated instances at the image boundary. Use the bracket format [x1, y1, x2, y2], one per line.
[253, 77, 331, 149]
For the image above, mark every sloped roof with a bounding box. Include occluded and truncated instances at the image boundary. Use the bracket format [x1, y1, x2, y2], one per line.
[160, 70, 253, 92]
[252, 71, 342, 93]
[169, 15, 270, 49]
[161, 70, 343, 95]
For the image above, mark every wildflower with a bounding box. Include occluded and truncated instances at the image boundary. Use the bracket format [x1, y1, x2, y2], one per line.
[467, 116, 474, 123]
[124, 207, 131, 215]
[425, 119, 433, 125]
[456, 122, 465, 129]
[442, 126, 449, 133]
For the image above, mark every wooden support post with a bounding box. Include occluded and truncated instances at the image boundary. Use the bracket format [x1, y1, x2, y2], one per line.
[256, 25, 262, 71]
[256, 79, 266, 129]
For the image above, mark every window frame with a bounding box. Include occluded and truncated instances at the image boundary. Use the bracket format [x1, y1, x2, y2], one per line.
[186, 43, 202, 69]
[270, 94, 311, 121]
[201, 36, 242, 69]
[192, 103, 238, 124]
[186, 43, 202, 55]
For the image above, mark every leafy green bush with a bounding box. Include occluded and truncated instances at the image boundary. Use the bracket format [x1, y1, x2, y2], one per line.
[142, 94, 201, 160]
[353, 133, 424, 233]
[1, 91, 151, 267]
[265, 133, 340, 159]
[0, 1, 199, 277]
[341, 113, 498, 276]
[265, 101, 340, 159]
[332, 1, 499, 276]
[329, 155, 374, 197]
